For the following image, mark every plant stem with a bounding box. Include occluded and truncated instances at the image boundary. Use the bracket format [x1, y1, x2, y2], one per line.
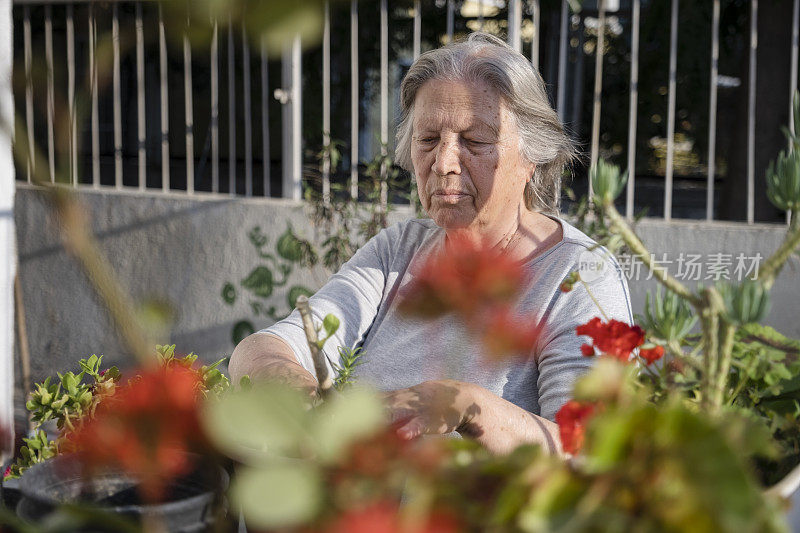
[760, 213, 800, 289]
[712, 322, 736, 409]
[603, 201, 700, 306]
[8, 115, 152, 364]
[728, 358, 757, 406]
[699, 309, 719, 411]
[295, 295, 334, 395]
[579, 279, 610, 321]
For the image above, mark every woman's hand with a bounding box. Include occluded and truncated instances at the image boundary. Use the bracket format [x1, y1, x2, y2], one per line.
[382, 380, 481, 440]
[384, 380, 563, 456]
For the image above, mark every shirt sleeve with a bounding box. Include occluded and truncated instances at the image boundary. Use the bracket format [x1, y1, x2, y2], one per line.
[260, 223, 400, 379]
[534, 248, 633, 421]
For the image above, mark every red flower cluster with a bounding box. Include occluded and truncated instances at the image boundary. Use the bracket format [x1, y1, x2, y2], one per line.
[66, 365, 206, 502]
[400, 237, 527, 319]
[399, 237, 539, 361]
[576, 317, 665, 365]
[576, 317, 645, 362]
[326, 501, 459, 533]
[639, 345, 665, 365]
[555, 400, 597, 455]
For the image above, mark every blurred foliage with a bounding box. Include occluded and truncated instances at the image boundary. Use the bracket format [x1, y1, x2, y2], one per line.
[592, 149, 800, 485]
[4, 348, 228, 480]
[200, 360, 789, 532]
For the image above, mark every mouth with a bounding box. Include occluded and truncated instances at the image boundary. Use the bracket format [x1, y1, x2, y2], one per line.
[432, 189, 471, 203]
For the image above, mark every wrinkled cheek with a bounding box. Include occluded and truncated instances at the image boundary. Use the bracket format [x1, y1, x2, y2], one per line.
[413, 172, 430, 210]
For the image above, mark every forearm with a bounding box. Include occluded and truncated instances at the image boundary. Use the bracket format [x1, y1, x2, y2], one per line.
[458, 383, 563, 456]
[228, 332, 319, 394]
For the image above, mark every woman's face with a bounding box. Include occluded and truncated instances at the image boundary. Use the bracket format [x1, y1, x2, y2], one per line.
[410, 78, 535, 240]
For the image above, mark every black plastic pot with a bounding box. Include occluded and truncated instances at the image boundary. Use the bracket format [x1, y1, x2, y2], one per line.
[15, 455, 228, 532]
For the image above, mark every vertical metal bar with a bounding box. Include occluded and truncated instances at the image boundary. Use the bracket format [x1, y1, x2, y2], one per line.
[323, 0, 331, 201]
[242, 25, 252, 197]
[67, 4, 76, 185]
[380, 0, 388, 208]
[211, 19, 219, 193]
[23, 5, 32, 182]
[746, 0, 757, 224]
[291, 35, 302, 200]
[261, 35, 270, 197]
[556, 0, 569, 122]
[113, 3, 122, 188]
[136, 2, 146, 190]
[228, 17, 236, 195]
[707, 0, 720, 221]
[350, 0, 359, 199]
[184, 14, 194, 194]
[90, 5, 99, 187]
[413, 0, 421, 61]
[664, 0, 678, 221]
[791, 0, 799, 141]
[531, 0, 540, 70]
[159, 4, 170, 191]
[508, 0, 521, 52]
[447, 0, 454, 43]
[589, 0, 606, 179]
[45, 5, 54, 183]
[625, 0, 640, 219]
[790, 0, 799, 225]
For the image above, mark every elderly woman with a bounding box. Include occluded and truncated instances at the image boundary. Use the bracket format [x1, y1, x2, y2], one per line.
[229, 33, 632, 455]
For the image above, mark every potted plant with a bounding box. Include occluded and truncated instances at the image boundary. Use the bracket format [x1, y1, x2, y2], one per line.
[1, 346, 231, 531]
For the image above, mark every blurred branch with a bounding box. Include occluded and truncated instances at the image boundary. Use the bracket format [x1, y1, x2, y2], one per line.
[6, 114, 152, 365]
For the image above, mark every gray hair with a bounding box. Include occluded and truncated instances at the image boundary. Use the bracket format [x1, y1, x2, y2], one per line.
[395, 32, 576, 215]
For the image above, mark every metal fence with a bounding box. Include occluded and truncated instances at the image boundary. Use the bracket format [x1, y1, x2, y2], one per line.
[11, 0, 800, 224]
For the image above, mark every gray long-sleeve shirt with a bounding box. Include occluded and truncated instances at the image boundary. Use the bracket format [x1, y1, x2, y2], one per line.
[262, 216, 633, 421]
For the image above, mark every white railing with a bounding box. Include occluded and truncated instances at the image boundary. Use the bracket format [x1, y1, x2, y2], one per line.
[10, 0, 800, 225]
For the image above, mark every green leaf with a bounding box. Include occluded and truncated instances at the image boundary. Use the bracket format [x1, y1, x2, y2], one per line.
[241, 266, 275, 298]
[231, 462, 321, 529]
[311, 387, 384, 463]
[201, 383, 310, 463]
[287, 286, 314, 310]
[590, 159, 628, 204]
[276, 224, 306, 263]
[322, 314, 340, 339]
[61, 372, 79, 395]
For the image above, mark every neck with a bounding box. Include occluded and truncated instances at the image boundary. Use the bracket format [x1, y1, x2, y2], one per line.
[445, 210, 527, 255]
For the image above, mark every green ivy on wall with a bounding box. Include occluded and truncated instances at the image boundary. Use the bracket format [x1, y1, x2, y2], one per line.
[222, 224, 316, 345]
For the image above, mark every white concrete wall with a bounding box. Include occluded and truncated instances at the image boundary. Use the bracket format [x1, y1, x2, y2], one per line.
[13, 186, 800, 382]
[1, 0, 15, 463]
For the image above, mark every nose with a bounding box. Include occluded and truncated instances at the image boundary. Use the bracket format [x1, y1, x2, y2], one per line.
[431, 138, 461, 177]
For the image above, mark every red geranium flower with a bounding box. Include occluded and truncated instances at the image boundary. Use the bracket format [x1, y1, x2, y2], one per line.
[399, 237, 527, 320]
[639, 345, 665, 365]
[576, 317, 645, 362]
[66, 365, 206, 502]
[555, 400, 597, 455]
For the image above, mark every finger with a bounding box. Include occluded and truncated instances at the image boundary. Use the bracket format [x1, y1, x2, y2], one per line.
[386, 406, 415, 424]
[396, 417, 425, 441]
